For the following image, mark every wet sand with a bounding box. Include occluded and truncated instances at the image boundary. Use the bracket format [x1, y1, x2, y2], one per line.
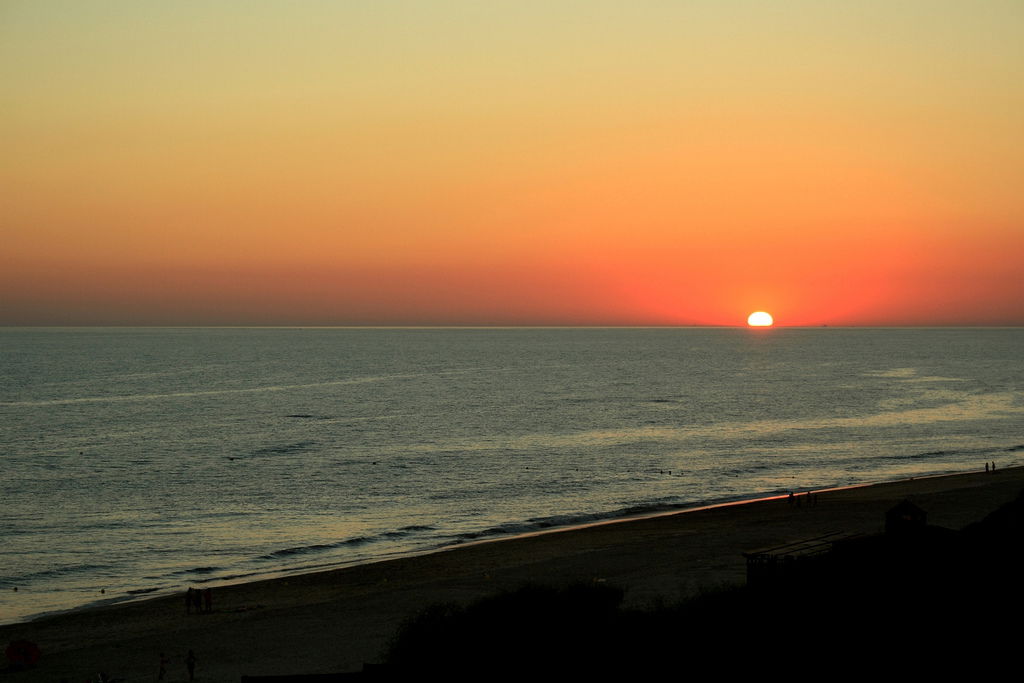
[3, 466, 1022, 681]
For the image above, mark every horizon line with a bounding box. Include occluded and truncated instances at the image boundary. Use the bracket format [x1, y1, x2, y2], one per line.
[3, 324, 1023, 330]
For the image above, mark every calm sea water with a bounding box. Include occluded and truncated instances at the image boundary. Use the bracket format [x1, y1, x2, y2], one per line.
[2, 327, 1022, 623]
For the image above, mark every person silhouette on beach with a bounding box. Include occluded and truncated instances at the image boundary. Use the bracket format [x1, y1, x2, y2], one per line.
[192, 588, 202, 614]
[186, 649, 196, 681]
[186, 588, 194, 615]
[158, 652, 169, 680]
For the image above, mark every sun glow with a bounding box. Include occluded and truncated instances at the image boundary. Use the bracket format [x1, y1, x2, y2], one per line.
[747, 311, 774, 327]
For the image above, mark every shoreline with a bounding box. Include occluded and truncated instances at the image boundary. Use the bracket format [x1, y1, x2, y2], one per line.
[4, 464, 1004, 628]
[4, 465, 1023, 680]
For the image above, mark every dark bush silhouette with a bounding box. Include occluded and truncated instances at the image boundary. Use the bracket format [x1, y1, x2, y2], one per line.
[383, 583, 626, 675]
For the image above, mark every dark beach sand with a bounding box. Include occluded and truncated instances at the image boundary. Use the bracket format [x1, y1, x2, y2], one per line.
[4, 467, 1023, 681]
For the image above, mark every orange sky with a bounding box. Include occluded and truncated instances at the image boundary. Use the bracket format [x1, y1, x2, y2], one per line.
[2, 1, 1022, 325]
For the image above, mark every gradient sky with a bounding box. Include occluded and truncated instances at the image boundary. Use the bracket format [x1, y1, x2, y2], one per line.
[2, 1, 1022, 326]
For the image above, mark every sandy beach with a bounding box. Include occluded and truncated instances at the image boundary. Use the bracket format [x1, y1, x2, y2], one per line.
[4, 466, 1023, 681]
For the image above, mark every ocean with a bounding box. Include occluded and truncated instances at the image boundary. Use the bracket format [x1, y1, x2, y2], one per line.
[1, 327, 1022, 624]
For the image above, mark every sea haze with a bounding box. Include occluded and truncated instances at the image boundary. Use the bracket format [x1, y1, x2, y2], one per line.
[1, 327, 1022, 623]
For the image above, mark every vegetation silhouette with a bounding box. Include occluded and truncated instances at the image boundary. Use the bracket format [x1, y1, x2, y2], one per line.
[383, 583, 625, 675]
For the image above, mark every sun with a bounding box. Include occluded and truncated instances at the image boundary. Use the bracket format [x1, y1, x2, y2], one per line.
[747, 311, 774, 327]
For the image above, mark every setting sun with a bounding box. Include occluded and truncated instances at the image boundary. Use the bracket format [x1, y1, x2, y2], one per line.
[747, 311, 774, 327]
